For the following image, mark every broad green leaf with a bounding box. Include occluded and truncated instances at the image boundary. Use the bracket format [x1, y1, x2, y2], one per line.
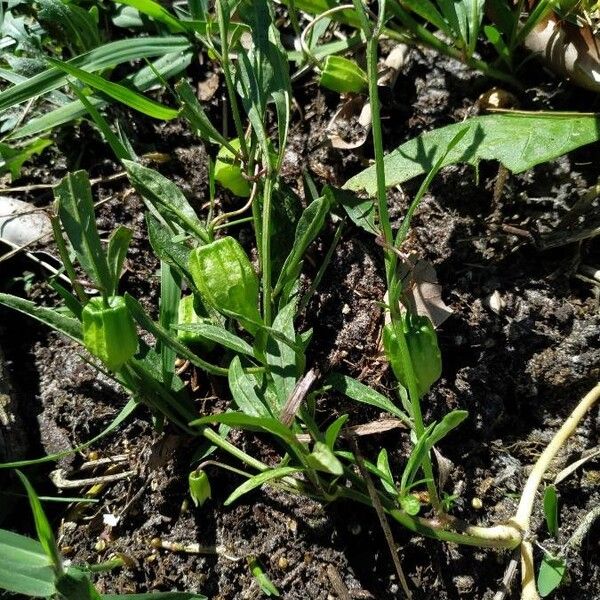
[543, 486, 559, 538]
[125, 293, 228, 377]
[37, 0, 101, 53]
[49, 59, 179, 120]
[124, 161, 208, 242]
[0, 529, 51, 570]
[325, 373, 410, 423]
[0, 398, 137, 468]
[228, 356, 270, 417]
[326, 185, 377, 235]
[274, 194, 331, 301]
[14, 52, 192, 139]
[0, 544, 55, 598]
[55, 170, 112, 292]
[176, 325, 254, 357]
[538, 555, 567, 597]
[116, 0, 189, 33]
[106, 225, 133, 295]
[0, 293, 82, 342]
[344, 113, 600, 196]
[0, 138, 52, 180]
[225, 466, 300, 505]
[16, 472, 62, 572]
[0, 36, 190, 113]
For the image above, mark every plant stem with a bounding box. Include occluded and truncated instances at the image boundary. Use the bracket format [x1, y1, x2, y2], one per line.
[261, 177, 274, 326]
[217, 0, 248, 159]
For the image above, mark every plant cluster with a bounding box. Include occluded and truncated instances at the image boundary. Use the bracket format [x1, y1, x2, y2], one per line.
[0, 1, 598, 599]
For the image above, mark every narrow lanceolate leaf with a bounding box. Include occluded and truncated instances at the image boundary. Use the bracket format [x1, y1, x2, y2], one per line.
[274, 194, 331, 300]
[225, 467, 301, 505]
[0, 293, 82, 342]
[106, 225, 133, 295]
[13, 52, 192, 139]
[48, 59, 179, 120]
[55, 170, 112, 291]
[543, 486, 559, 538]
[0, 36, 190, 113]
[37, 0, 101, 53]
[176, 324, 254, 357]
[124, 161, 208, 242]
[344, 112, 600, 196]
[16, 472, 62, 573]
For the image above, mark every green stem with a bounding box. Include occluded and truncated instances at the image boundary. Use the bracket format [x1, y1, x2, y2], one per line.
[217, 0, 248, 159]
[260, 177, 274, 326]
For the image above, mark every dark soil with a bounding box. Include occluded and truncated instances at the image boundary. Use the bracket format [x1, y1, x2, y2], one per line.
[1, 44, 599, 600]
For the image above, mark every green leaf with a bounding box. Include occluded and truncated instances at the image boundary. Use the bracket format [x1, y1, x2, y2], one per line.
[55, 567, 100, 600]
[124, 161, 208, 242]
[325, 373, 410, 423]
[159, 262, 180, 386]
[104, 594, 207, 599]
[248, 556, 280, 597]
[55, 170, 112, 292]
[265, 300, 299, 409]
[225, 466, 300, 505]
[175, 324, 254, 357]
[49, 58, 179, 120]
[274, 194, 331, 301]
[400, 494, 421, 516]
[376, 448, 397, 495]
[37, 0, 101, 53]
[344, 113, 600, 196]
[146, 213, 192, 275]
[13, 52, 192, 139]
[400, 423, 436, 495]
[0, 529, 55, 598]
[176, 79, 234, 150]
[325, 185, 377, 235]
[0, 398, 137, 468]
[0, 138, 52, 180]
[115, 0, 189, 33]
[125, 293, 228, 377]
[428, 410, 468, 447]
[0, 529, 54, 597]
[324, 414, 349, 450]
[537, 554, 567, 597]
[543, 486, 559, 538]
[228, 356, 271, 417]
[306, 441, 344, 476]
[16, 472, 62, 572]
[0, 293, 82, 343]
[106, 225, 133, 296]
[0, 36, 190, 114]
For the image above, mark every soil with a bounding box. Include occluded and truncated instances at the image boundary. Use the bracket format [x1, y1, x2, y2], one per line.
[1, 42, 599, 600]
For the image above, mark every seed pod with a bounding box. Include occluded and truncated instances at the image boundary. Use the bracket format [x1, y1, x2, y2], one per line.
[188, 236, 262, 333]
[319, 55, 368, 94]
[214, 139, 250, 197]
[176, 294, 215, 351]
[188, 469, 211, 507]
[383, 314, 442, 398]
[82, 296, 137, 371]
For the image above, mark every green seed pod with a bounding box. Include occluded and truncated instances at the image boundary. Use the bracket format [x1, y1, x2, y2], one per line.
[188, 469, 211, 507]
[383, 314, 442, 398]
[82, 296, 137, 371]
[188, 236, 262, 333]
[319, 55, 368, 94]
[214, 139, 250, 197]
[176, 294, 215, 351]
